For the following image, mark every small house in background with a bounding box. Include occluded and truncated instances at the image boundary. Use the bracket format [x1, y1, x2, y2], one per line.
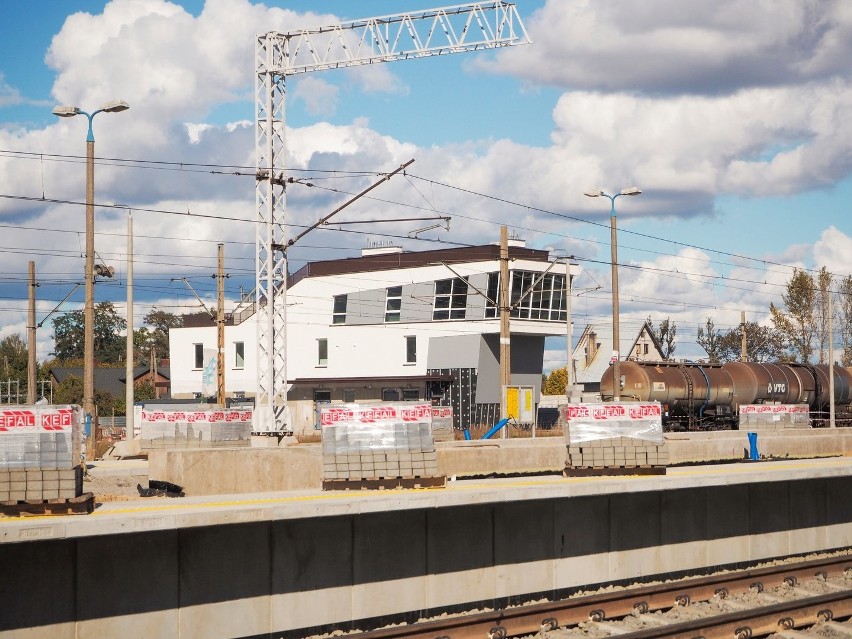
[48, 361, 171, 405]
[571, 321, 664, 396]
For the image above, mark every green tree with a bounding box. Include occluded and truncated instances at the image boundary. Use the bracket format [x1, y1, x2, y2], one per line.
[543, 367, 567, 395]
[647, 316, 677, 360]
[696, 317, 722, 362]
[52, 301, 127, 364]
[139, 309, 182, 366]
[769, 269, 816, 363]
[55, 374, 83, 405]
[0, 334, 29, 381]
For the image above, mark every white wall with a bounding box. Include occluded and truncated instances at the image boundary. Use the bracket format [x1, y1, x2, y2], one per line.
[169, 259, 580, 398]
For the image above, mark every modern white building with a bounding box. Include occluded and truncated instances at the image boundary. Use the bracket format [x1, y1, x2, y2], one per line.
[169, 241, 580, 436]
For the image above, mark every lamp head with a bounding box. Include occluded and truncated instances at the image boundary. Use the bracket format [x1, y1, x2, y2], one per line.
[620, 187, 642, 196]
[52, 105, 80, 117]
[100, 99, 130, 113]
[583, 189, 604, 198]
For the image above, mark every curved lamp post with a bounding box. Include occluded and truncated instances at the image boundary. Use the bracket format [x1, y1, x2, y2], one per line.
[53, 100, 129, 420]
[583, 186, 641, 401]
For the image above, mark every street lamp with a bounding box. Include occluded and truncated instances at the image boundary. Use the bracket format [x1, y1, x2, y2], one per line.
[53, 99, 129, 421]
[584, 186, 641, 401]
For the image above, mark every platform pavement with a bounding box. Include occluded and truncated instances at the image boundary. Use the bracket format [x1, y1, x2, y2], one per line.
[2, 455, 851, 544]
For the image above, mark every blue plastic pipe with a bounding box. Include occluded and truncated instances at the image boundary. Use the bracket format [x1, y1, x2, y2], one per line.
[463, 428, 472, 440]
[481, 417, 510, 440]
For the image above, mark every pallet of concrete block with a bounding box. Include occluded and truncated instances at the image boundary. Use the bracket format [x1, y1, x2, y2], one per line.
[560, 402, 667, 476]
[739, 404, 810, 431]
[139, 407, 253, 450]
[319, 403, 445, 490]
[0, 467, 93, 516]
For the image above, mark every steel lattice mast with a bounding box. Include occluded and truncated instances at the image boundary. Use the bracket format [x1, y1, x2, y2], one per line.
[254, 2, 530, 433]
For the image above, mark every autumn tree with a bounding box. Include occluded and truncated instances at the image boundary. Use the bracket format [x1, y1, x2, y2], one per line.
[696, 318, 722, 362]
[646, 316, 677, 360]
[769, 269, 816, 363]
[838, 275, 852, 366]
[814, 267, 832, 364]
[542, 367, 568, 395]
[717, 321, 786, 363]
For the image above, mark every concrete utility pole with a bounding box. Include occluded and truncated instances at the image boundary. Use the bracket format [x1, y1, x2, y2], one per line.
[126, 210, 134, 439]
[829, 291, 835, 428]
[740, 311, 748, 361]
[27, 261, 36, 404]
[217, 243, 225, 406]
[499, 226, 511, 394]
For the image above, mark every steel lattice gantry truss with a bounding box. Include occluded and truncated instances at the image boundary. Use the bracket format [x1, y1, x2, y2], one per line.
[254, 2, 530, 433]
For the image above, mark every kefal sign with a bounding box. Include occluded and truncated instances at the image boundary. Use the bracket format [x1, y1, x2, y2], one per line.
[0, 407, 77, 433]
[562, 403, 661, 422]
[140, 409, 253, 424]
[320, 403, 434, 427]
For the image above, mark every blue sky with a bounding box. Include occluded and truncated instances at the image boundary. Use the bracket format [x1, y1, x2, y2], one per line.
[2, 0, 852, 366]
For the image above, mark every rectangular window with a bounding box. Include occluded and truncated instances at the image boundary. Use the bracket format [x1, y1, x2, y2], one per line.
[405, 335, 416, 364]
[314, 390, 331, 402]
[510, 271, 566, 321]
[343, 389, 356, 403]
[234, 342, 244, 369]
[402, 388, 419, 401]
[485, 272, 500, 318]
[643, 343, 649, 355]
[332, 294, 347, 324]
[193, 343, 204, 369]
[432, 277, 468, 320]
[317, 338, 328, 366]
[382, 388, 401, 402]
[385, 286, 402, 322]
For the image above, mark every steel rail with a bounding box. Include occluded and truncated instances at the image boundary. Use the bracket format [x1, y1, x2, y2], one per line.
[349, 554, 852, 639]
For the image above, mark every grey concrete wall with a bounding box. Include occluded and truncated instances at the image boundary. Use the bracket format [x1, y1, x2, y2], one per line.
[3, 475, 852, 638]
[146, 431, 852, 495]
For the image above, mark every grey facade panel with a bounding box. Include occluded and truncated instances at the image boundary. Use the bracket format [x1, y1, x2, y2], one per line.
[346, 289, 386, 325]
[466, 272, 490, 320]
[401, 282, 434, 323]
[426, 334, 483, 369]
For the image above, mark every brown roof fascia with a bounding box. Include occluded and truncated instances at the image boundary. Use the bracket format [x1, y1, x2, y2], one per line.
[288, 244, 550, 286]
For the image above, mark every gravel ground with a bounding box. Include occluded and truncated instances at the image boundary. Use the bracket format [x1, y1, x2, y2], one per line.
[84, 462, 152, 502]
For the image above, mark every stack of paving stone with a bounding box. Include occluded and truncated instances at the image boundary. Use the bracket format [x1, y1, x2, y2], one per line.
[0, 467, 83, 501]
[0, 405, 84, 503]
[139, 409, 253, 450]
[430, 406, 455, 442]
[566, 436, 669, 468]
[322, 422, 439, 480]
[320, 404, 442, 483]
[738, 404, 810, 431]
[560, 402, 667, 473]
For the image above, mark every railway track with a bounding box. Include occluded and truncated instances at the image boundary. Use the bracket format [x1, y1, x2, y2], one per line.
[347, 554, 852, 639]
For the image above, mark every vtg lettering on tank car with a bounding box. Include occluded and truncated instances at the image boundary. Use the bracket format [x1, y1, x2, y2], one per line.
[599, 360, 852, 430]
